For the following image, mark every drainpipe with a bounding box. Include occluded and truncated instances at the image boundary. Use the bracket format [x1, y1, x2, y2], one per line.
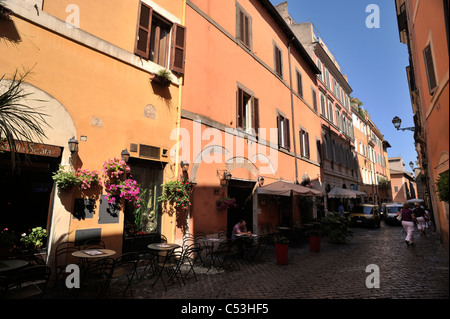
[169, 0, 187, 243]
[287, 38, 298, 184]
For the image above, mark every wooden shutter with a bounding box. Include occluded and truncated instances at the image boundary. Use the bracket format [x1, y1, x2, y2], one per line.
[135, 2, 153, 58]
[297, 71, 303, 97]
[305, 132, 310, 158]
[170, 23, 187, 74]
[277, 115, 282, 146]
[284, 118, 290, 149]
[237, 88, 244, 128]
[312, 89, 317, 112]
[252, 97, 259, 137]
[423, 44, 437, 93]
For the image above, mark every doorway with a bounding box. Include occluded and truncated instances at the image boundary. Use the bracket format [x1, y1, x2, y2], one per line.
[226, 179, 255, 237]
[0, 152, 61, 236]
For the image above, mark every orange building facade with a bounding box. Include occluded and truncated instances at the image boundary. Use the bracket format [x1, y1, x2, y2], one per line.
[395, 0, 449, 247]
[1, 0, 186, 260]
[178, 0, 323, 236]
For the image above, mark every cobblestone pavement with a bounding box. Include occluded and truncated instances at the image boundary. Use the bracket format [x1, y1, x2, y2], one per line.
[108, 223, 448, 300]
[51, 222, 448, 302]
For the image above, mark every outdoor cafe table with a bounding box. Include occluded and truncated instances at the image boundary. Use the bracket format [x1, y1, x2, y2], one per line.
[0, 259, 28, 274]
[196, 238, 226, 269]
[72, 249, 116, 269]
[147, 243, 181, 290]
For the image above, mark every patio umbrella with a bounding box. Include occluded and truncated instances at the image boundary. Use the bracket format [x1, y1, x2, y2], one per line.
[256, 180, 323, 197]
[406, 198, 424, 203]
[327, 187, 366, 198]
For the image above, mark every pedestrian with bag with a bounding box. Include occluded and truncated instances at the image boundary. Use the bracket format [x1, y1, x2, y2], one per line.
[413, 203, 427, 236]
[397, 203, 417, 247]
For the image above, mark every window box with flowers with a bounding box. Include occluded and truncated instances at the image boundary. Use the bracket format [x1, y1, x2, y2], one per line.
[52, 165, 100, 190]
[158, 181, 193, 211]
[216, 197, 237, 211]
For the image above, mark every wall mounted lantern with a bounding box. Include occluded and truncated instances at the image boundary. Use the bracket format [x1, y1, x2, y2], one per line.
[180, 161, 189, 172]
[258, 176, 265, 186]
[121, 149, 130, 163]
[218, 170, 232, 187]
[68, 136, 79, 153]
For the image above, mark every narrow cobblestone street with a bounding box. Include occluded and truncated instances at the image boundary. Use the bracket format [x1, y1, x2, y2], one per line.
[100, 222, 448, 300]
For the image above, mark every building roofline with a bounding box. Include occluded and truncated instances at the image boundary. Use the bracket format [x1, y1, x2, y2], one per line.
[259, 0, 321, 75]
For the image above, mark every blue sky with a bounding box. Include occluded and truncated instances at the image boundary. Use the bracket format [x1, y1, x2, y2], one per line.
[270, 0, 417, 173]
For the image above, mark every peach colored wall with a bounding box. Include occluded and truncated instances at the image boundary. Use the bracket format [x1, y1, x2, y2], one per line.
[180, 0, 322, 233]
[42, 0, 183, 55]
[406, 0, 449, 246]
[0, 5, 182, 251]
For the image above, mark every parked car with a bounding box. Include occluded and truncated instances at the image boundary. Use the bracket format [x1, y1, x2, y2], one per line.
[381, 202, 403, 225]
[349, 204, 381, 228]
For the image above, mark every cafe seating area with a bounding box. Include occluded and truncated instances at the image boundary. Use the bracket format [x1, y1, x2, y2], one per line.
[0, 226, 291, 299]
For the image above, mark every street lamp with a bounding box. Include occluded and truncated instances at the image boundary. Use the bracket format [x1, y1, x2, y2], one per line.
[409, 161, 414, 171]
[392, 116, 415, 131]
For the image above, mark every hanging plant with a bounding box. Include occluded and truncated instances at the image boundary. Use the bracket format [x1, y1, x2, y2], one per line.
[158, 181, 193, 211]
[102, 158, 131, 179]
[436, 171, 449, 203]
[75, 168, 100, 190]
[52, 166, 80, 189]
[216, 197, 237, 211]
[102, 158, 140, 205]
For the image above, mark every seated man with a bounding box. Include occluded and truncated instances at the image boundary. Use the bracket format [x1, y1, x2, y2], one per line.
[231, 219, 252, 240]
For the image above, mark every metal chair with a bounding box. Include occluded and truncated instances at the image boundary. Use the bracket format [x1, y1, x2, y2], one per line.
[107, 252, 139, 298]
[83, 239, 106, 250]
[54, 241, 80, 290]
[79, 257, 114, 299]
[2, 265, 51, 299]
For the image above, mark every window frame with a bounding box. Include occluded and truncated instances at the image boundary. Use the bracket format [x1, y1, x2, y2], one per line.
[236, 2, 252, 50]
[299, 128, 310, 159]
[134, 1, 186, 74]
[237, 85, 259, 136]
[277, 111, 290, 150]
[273, 42, 283, 78]
[423, 43, 437, 94]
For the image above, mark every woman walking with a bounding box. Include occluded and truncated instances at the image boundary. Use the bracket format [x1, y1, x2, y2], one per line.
[397, 203, 417, 247]
[413, 203, 427, 236]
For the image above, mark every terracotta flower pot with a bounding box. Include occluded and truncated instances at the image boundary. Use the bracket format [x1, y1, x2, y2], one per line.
[309, 235, 321, 252]
[275, 243, 288, 265]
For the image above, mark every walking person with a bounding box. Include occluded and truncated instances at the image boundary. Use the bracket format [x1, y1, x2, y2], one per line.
[413, 203, 427, 236]
[397, 203, 417, 247]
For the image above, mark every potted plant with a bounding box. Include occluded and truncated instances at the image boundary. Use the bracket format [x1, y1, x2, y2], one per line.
[320, 212, 353, 244]
[305, 222, 324, 252]
[75, 168, 100, 190]
[52, 165, 80, 189]
[20, 227, 47, 250]
[150, 69, 172, 86]
[158, 180, 193, 211]
[273, 235, 289, 265]
[216, 196, 237, 211]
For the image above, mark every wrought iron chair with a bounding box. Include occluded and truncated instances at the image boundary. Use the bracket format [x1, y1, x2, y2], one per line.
[54, 241, 81, 290]
[79, 257, 114, 299]
[2, 265, 51, 299]
[107, 252, 139, 298]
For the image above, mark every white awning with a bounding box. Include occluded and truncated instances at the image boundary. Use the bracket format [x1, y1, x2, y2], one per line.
[257, 181, 323, 197]
[327, 187, 367, 198]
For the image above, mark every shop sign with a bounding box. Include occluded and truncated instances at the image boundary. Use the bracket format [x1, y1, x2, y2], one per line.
[0, 140, 62, 157]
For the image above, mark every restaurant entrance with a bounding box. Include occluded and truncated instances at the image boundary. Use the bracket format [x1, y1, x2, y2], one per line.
[0, 151, 61, 236]
[226, 179, 255, 237]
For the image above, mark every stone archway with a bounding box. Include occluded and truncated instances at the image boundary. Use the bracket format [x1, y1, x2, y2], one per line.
[2, 80, 78, 262]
